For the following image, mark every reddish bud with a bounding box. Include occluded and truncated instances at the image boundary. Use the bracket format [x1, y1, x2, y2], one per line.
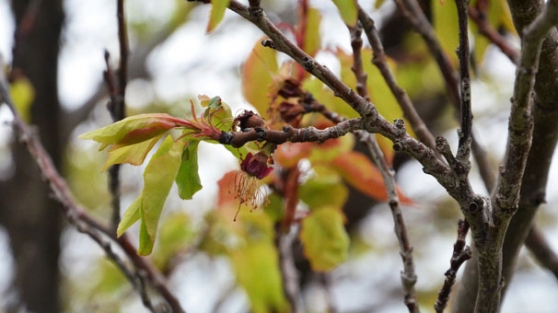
[235, 110, 266, 130]
[278, 78, 304, 98]
[278, 101, 305, 125]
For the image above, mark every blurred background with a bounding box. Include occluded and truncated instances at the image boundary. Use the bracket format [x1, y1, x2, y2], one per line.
[0, 0, 557, 312]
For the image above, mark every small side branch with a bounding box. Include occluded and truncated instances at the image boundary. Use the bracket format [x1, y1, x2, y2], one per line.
[220, 118, 364, 147]
[434, 220, 472, 313]
[363, 134, 420, 313]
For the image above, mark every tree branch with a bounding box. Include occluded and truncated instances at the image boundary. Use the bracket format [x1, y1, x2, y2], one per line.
[525, 225, 558, 279]
[434, 220, 472, 313]
[0, 57, 185, 313]
[357, 5, 437, 152]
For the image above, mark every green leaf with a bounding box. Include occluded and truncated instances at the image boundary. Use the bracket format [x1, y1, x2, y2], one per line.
[332, 0, 358, 26]
[230, 243, 290, 313]
[300, 176, 348, 211]
[300, 208, 349, 272]
[303, 8, 322, 57]
[242, 37, 279, 120]
[117, 197, 141, 237]
[201, 95, 234, 131]
[79, 113, 186, 150]
[433, 0, 459, 65]
[137, 135, 185, 255]
[207, 0, 231, 33]
[9, 77, 34, 123]
[175, 140, 202, 200]
[103, 135, 163, 170]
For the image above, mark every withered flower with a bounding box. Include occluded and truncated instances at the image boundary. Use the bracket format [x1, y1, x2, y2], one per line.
[232, 152, 273, 218]
[278, 101, 305, 126]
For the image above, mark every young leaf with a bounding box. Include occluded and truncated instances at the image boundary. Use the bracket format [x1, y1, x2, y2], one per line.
[300, 208, 349, 271]
[332, 0, 358, 27]
[331, 151, 413, 205]
[242, 37, 279, 119]
[103, 135, 163, 170]
[137, 135, 185, 255]
[117, 197, 141, 237]
[303, 8, 322, 57]
[79, 113, 187, 150]
[175, 140, 202, 200]
[207, 0, 231, 33]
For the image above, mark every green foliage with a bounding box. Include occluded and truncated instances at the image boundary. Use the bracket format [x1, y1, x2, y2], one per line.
[299, 175, 348, 210]
[175, 140, 202, 200]
[117, 136, 185, 255]
[300, 208, 349, 271]
[9, 76, 34, 123]
[207, 0, 231, 32]
[303, 8, 322, 57]
[332, 0, 358, 26]
[79, 113, 185, 150]
[242, 38, 279, 120]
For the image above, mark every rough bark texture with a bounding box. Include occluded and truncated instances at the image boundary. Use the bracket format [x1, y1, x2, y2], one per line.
[0, 1, 64, 312]
[453, 1, 558, 311]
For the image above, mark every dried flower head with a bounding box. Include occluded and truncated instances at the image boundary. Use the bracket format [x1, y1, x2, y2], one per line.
[232, 152, 273, 220]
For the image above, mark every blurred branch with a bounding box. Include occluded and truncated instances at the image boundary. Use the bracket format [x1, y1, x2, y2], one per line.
[318, 273, 338, 313]
[468, 3, 519, 65]
[434, 220, 472, 313]
[276, 231, 301, 312]
[0, 57, 185, 313]
[394, 0, 460, 108]
[106, 0, 130, 234]
[525, 225, 558, 279]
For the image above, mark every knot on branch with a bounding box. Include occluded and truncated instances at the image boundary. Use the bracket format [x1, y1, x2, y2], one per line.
[261, 39, 276, 49]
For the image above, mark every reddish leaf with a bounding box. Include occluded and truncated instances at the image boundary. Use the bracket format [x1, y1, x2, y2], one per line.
[274, 142, 312, 168]
[331, 151, 413, 205]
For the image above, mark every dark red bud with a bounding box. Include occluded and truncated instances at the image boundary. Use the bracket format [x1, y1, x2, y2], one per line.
[235, 110, 266, 130]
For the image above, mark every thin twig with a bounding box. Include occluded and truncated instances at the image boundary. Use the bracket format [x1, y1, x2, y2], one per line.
[434, 220, 472, 313]
[357, 6, 437, 152]
[107, 0, 130, 234]
[0, 57, 185, 313]
[394, 0, 460, 108]
[468, 4, 519, 65]
[364, 133, 420, 313]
